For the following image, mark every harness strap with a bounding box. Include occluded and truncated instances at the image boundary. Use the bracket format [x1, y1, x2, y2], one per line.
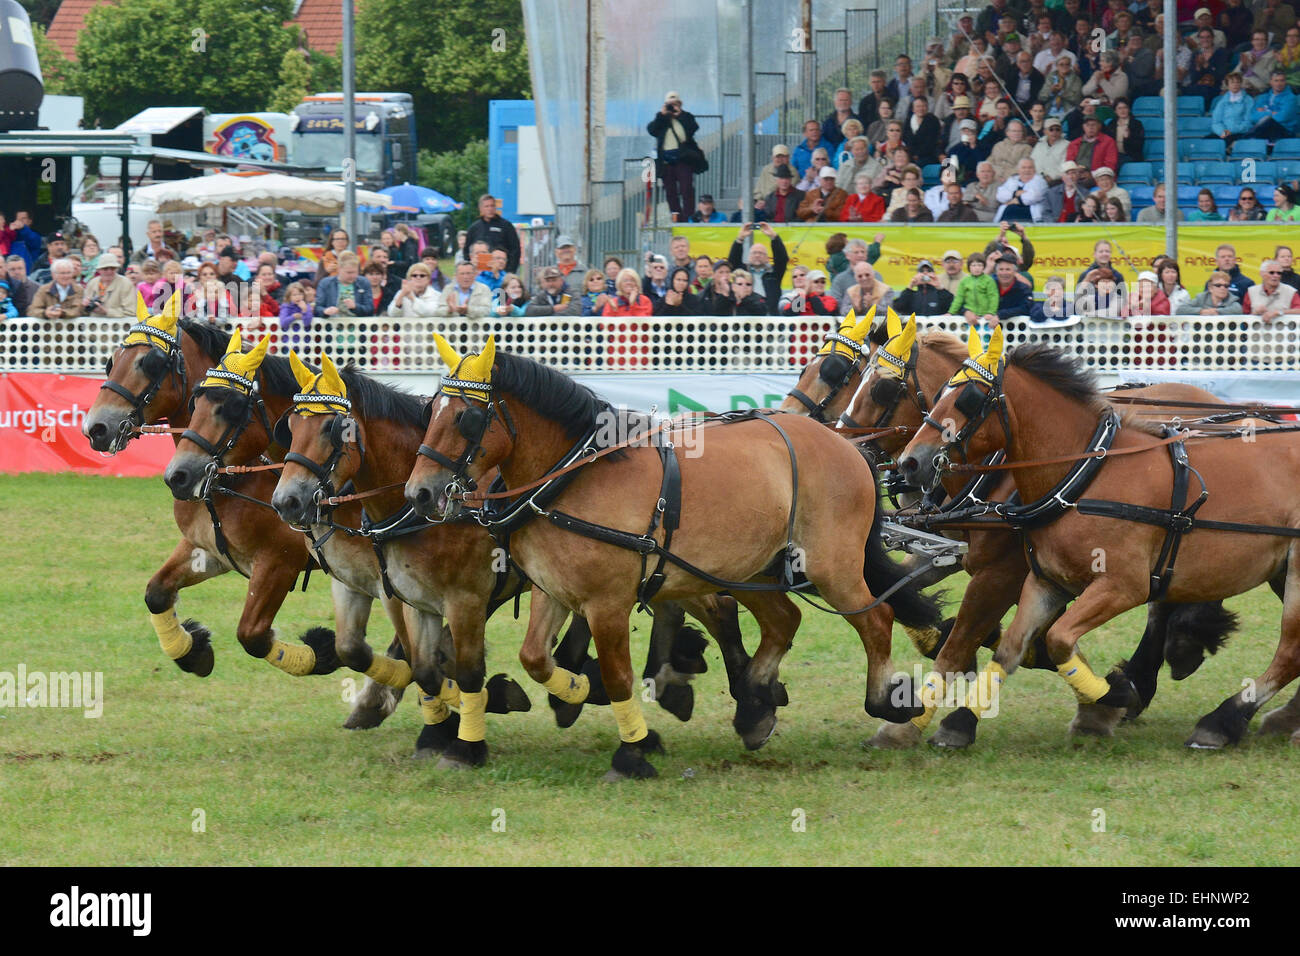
[1146, 435, 1202, 601]
[201, 491, 247, 578]
[636, 442, 682, 611]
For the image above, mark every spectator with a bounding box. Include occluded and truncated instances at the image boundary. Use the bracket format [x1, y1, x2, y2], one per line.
[604, 256, 624, 293]
[974, 71, 1007, 125]
[780, 269, 838, 316]
[825, 235, 848, 277]
[895, 260, 954, 315]
[955, 33, 991, 79]
[642, 256, 670, 303]
[1103, 196, 1128, 222]
[316, 251, 372, 318]
[903, 95, 943, 165]
[996, 157, 1049, 221]
[665, 235, 695, 281]
[279, 282, 315, 331]
[935, 73, 972, 122]
[491, 271, 529, 318]
[939, 181, 982, 220]
[521, 265, 578, 317]
[834, 173, 883, 224]
[1003, 50, 1046, 110]
[1126, 270, 1165, 315]
[837, 136, 882, 191]
[132, 220, 172, 265]
[799, 167, 850, 220]
[652, 266, 699, 316]
[185, 262, 236, 324]
[1030, 116, 1068, 182]
[161, 260, 187, 306]
[1268, 184, 1300, 221]
[1136, 183, 1184, 223]
[754, 144, 793, 200]
[1211, 244, 1254, 300]
[1029, 275, 1070, 321]
[361, 262, 392, 316]
[33, 232, 69, 276]
[988, 118, 1032, 182]
[936, 250, 966, 294]
[1062, 96, 1103, 140]
[1078, 239, 1126, 288]
[796, 148, 833, 193]
[690, 255, 713, 295]
[1121, 33, 1159, 98]
[839, 261, 894, 316]
[135, 259, 166, 309]
[76, 253, 134, 317]
[941, 94, 977, 152]
[462, 197, 517, 273]
[415, 251, 448, 293]
[366, 248, 400, 307]
[1216, 0, 1251, 52]
[435, 260, 493, 318]
[382, 263, 439, 318]
[1212, 73, 1255, 143]
[948, 118, 990, 183]
[884, 165, 926, 217]
[1066, 114, 1118, 187]
[778, 266, 811, 314]
[835, 122, 866, 167]
[829, 237, 883, 303]
[5, 255, 38, 316]
[575, 269, 612, 316]
[920, 37, 953, 93]
[733, 197, 770, 223]
[1154, 259, 1192, 314]
[992, 256, 1034, 320]
[1039, 55, 1084, 115]
[728, 222, 788, 315]
[1104, 98, 1144, 166]
[647, 92, 702, 221]
[1090, 167, 1130, 217]
[890, 187, 935, 222]
[28, 259, 84, 319]
[314, 228, 351, 283]
[6, 211, 41, 272]
[555, 236, 586, 286]
[922, 166, 957, 217]
[792, 119, 826, 177]
[602, 268, 655, 317]
[1224, 186, 1265, 221]
[1276, 26, 1300, 88]
[393, 224, 422, 266]
[1276, 246, 1300, 288]
[1075, 268, 1127, 318]
[1182, 28, 1230, 106]
[1187, 5, 1225, 48]
[871, 114, 906, 160]
[964, 160, 1002, 221]
[701, 267, 767, 316]
[888, 54, 916, 106]
[1238, 30, 1278, 94]
[822, 88, 859, 148]
[950, 253, 1000, 325]
[1242, 260, 1300, 320]
[1253, 0, 1298, 47]
[77, 236, 101, 281]
[765, 165, 802, 222]
[858, 71, 891, 127]
[690, 194, 728, 223]
[1034, 31, 1075, 75]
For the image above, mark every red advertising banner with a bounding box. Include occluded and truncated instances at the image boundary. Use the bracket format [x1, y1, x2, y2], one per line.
[0, 373, 174, 476]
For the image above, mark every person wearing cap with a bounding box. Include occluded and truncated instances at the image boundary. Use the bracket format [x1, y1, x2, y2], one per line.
[647, 92, 702, 221]
[779, 269, 838, 317]
[728, 221, 788, 315]
[948, 118, 989, 183]
[5, 255, 39, 316]
[555, 235, 586, 285]
[895, 260, 954, 316]
[754, 144, 793, 201]
[641, 255, 671, 304]
[857, 70, 891, 128]
[524, 265, 580, 317]
[940, 94, 975, 152]
[1029, 116, 1067, 182]
[1089, 166, 1129, 218]
[765, 165, 802, 223]
[935, 250, 967, 294]
[1189, 6, 1226, 49]
[33, 232, 69, 276]
[1064, 113, 1117, 188]
[463, 194, 521, 273]
[80, 253, 136, 317]
[1045, 159, 1084, 220]
[689, 194, 727, 224]
[797, 167, 849, 222]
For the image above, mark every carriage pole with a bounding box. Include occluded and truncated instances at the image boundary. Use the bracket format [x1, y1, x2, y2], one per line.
[1163, 0, 1177, 259]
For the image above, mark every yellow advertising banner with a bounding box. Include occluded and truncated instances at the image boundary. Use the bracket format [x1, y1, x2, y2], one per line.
[673, 223, 1300, 291]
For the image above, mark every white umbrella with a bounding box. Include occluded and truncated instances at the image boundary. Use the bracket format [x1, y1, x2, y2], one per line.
[132, 173, 395, 215]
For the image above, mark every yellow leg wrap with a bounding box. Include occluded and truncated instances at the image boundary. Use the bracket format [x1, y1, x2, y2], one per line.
[965, 660, 1007, 718]
[419, 690, 451, 725]
[150, 609, 193, 661]
[543, 666, 590, 704]
[903, 625, 943, 657]
[364, 653, 412, 689]
[611, 696, 649, 744]
[438, 678, 460, 709]
[910, 671, 947, 731]
[1057, 653, 1110, 703]
[264, 638, 316, 677]
[458, 689, 488, 742]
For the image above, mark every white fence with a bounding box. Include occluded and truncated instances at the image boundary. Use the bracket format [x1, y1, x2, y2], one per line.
[3, 315, 1300, 374]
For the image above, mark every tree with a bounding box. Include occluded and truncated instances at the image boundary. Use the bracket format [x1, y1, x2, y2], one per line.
[418, 139, 488, 231]
[17, 0, 63, 30]
[31, 23, 76, 96]
[75, 0, 298, 127]
[268, 48, 312, 114]
[356, 0, 530, 151]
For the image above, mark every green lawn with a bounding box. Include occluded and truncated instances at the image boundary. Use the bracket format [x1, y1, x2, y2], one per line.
[1, 473, 1296, 865]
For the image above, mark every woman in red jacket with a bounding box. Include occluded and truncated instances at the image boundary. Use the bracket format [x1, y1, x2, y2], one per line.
[840, 172, 886, 222]
[601, 268, 655, 368]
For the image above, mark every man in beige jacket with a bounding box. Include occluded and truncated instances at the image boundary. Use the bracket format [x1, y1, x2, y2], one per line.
[435, 260, 493, 318]
[27, 259, 85, 320]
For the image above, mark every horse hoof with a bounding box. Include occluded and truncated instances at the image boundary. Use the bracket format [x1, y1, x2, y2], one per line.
[668, 625, 709, 674]
[867, 720, 923, 750]
[175, 619, 214, 677]
[436, 737, 488, 769]
[1258, 706, 1300, 737]
[657, 683, 695, 722]
[548, 694, 585, 728]
[413, 714, 460, 758]
[1186, 700, 1250, 750]
[865, 673, 925, 722]
[301, 627, 342, 675]
[931, 707, 977, 749]
[741, 712, 778, 751]
[1069, 703, 1125, 737]
[608, 737, 659, 779]
[485, 673, 532, 714]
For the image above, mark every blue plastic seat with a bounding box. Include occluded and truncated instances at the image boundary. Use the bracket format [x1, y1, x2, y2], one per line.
[1249, 160, 1278, 183]
[1177, 95, 1207, 116]
[1195, 161, 1236, 183]
[921, 163, 942, 186]
[1258, 184, 1278, 207]
[1214, 185, 1245, 208]
[1133, 96, 1163, 118]
[1144, 139, 1165, 161]
[1181, 139, 1226, 161]
[1276, 159, 1300, 182]
[1271, 138, 1300, 159]
[1128, 184, 1155, 207]
[1180, 117, 1213, 138]
[1117, 161, 1154, 185]
[1231, 139, 1268, 160]
[1176, 168, 1197, 184]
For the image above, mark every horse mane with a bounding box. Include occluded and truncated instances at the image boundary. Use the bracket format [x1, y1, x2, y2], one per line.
[1008, 343, 1163, 436]
[919, 329, 969, 367]
[180, 320, 236, 365]
[339, 364, 430, 430]
[492, 351, 608, 440]
[179, 321, 309, 400]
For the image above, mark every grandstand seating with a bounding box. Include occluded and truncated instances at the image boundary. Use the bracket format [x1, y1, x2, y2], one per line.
[1132, 96, 1163, 118]
[1181, 139, 1226, 161]
[1231, 140, 1268, 160]
[1179, 117, 1212, 138]
[1117, 161, 1154, 185]
[1194, 161, 1236, 183]
[1272, 139, 1300, 159]
[1177, 95, 1206, 116]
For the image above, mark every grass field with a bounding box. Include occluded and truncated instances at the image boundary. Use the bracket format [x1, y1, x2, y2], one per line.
[2, 472, 1297, 866]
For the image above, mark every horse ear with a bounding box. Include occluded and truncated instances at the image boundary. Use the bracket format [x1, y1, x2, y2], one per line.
[898, 314, 918, 353]
[243, 333, 272, 373]
[984, 325, 1005, 367]
[135, 290, 150, 323]
[319, 354, 347, 398]
[966, 325, 982, 359]
[433, 334, 462, 371]
[885, 306, 901, 340]
[462, 336, 496, 386]
[156, 290, 181, 333]
[289, 350, 315, 389]
[838, 309, 856, 334]
[224, 329, 242, 356]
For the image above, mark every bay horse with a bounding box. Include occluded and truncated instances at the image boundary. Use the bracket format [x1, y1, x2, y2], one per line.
[896, 331, 1300, 750]
[776, 307, 884, 422]
[81, 295, 403, 728]
[267, 351, 737, 768]
[838, 317, 1242, 747]
[405, 336, 942, 778]
[164, 332, 531, 757]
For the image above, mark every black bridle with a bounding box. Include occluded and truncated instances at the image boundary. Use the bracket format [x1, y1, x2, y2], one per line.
[415, 387, 517, 513]
[180, 374, 275, 496]
[100, 325, 188, 444]
[785, 331, 872, 422]
[275, 394, 365, 523]
[918, 358, 1014, 496]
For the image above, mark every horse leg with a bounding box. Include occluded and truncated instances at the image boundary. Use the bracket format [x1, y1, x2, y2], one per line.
[436, 601, 492, 770]
[251, 559, 341, 676]
[731, 591, 801, 751]
[870, 563, 1020, 750]
[1188, 550, 1300, 749]
[643, 600, 707, 722]
[144, 538, 226, 677]
[520, 588, 597, 726]
[1109, 603, 1170, 724]
[397, 608, 468, 758]
[547, 614, 592, 727]
[895, 551, 967, 658]
[679, 593, 750, 703]
[344, 591, 414, 730]
[1258, 684, 1300, 737]
[587, 603, 662, 780]
[931, 573, 1071, 749]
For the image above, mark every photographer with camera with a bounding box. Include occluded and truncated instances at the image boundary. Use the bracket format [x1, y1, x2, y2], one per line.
[647, 92, 703, 221]
[894, 260, 955, 315]
[80, 253, 136, 317]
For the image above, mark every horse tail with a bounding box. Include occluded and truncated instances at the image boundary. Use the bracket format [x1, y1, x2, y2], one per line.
[1163, 602, 1238, 679]
[863, 500, 944, 631]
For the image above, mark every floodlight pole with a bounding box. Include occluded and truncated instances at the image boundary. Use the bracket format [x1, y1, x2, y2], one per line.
[1163, 0, 1177, 259]
[741, 0, 754, 256]
[343, 0, 357, 243]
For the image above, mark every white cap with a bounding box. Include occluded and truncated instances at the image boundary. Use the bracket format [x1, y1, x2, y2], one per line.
[819, 166, 838, 178]
[942, 249, 962, 260]
[1138, 271, 1158, 283]
[806, 269, 828, 282]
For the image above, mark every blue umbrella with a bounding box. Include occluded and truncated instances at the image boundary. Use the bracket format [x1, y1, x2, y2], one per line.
[360, 182, 463, 214]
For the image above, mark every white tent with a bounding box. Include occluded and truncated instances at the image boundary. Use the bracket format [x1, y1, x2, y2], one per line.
[132, 173, 394, 215]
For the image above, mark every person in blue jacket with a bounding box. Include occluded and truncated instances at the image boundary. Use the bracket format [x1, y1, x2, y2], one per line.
[791, 120, 826, 177]
[1247, 70, 1299, 140]
[993, 256, 1034, 320]
[1212, 72, 1256, 143]
[7, 211, 42, 271]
